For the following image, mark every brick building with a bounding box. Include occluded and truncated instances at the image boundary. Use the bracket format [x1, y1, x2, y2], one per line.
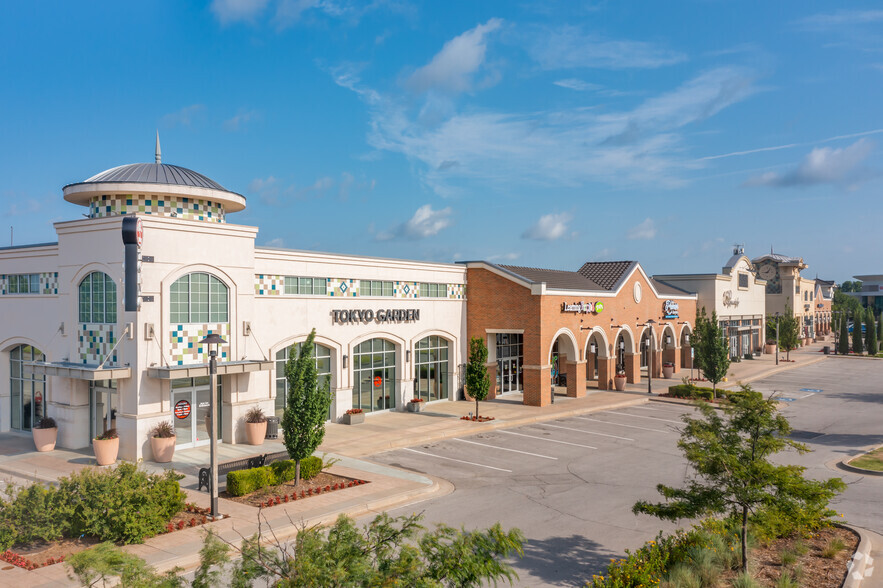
[461, 261, 697, 407]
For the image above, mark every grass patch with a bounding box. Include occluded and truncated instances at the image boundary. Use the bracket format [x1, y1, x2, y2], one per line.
[821, 537, 846, 559]
[849, 447, 883, 472]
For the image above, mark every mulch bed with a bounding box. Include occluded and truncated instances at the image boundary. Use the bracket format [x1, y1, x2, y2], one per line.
[460, 415, 495, 422]
[221, 472, 369, 509]
[724, 525, 858, 587]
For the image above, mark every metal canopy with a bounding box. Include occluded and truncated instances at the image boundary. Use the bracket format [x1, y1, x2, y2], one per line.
[147, 359, 273, 380]
[25, 361, 131, 381]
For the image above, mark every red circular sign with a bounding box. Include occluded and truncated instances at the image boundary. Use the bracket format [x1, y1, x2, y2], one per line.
[174, 399, 191, 419]
[373, 376, 382, 388]
[135, 218, 143, 247]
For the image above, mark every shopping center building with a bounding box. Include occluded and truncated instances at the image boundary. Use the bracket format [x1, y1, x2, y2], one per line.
[653, 247, 767, 359]
[751, 251, 829, 341]
[0, 143, 467, 460]
[462, 260, 697, 406]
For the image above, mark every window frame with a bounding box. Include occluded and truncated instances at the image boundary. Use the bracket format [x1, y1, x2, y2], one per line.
[419, 283, 446, 298]
[78, 271, 117, 324]
[283, 276, 328, 296]
[170, 273, 229, 324]
[361, 280, 394, 297]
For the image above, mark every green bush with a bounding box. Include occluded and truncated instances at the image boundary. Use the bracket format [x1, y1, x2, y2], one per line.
[300, 456, 323, 480]
[590, 529, 707, 587]
[0, 483, 67, 550]
[667, 384, 714, 401]
[56, 462, 185, 544]
[229, 456, 324, 496]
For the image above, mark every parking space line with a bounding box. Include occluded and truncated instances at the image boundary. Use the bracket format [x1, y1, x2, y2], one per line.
[402, 448, 513, 472]
[498, 430, 597, 449]
[575, 416, 673, 434]
[603, 411, 683, 424]
[453, 438, 558, 460]
[540, 423, 633, 441]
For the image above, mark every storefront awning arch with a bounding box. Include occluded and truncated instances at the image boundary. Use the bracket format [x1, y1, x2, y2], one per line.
[583, 327, 610, 359]
[612, 325, 637, 354]
[548, 327, 579, 363]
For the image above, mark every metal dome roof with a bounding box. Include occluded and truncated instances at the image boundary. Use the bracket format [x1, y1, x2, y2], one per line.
[80, 162, 228, 191]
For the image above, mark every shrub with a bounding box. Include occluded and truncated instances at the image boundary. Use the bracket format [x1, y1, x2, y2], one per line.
[95, 428, 118, 441]
[149, 421, 175, 439]
[0, 483, 66, 550]
[821, 537, 846, 559]
[590, 529, 708, 587]
[245, 406, 267, 424]
[35, 416, 57, 429]
[227, 466, 277, 497]
[667, 384, 714, 401]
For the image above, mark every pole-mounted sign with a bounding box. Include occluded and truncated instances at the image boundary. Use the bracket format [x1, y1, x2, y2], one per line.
[121, 217, 142, 312]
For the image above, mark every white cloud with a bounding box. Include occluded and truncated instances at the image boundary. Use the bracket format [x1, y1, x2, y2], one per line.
[528, 26, 686, 70]
[486, 252, 521, 262]
[224, 109, 261, 131]
[211, 0, 270, 24]
[522, 213, 573, 241]
[797, 10, 883, 30]
[377, 204, 453, 240]
[552, 78, 603, 92]
[744, 139, 874, 188]
[406, 19, 502, 94]
[627, 218, 656, 240]
[264, 237, 285, 247]
[160, 104, 205, 127]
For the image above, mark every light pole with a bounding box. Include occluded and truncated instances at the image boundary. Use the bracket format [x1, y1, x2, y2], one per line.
[638, 319, 657, 394]
[199, 332, 227, 519]
[775, 312, 780, 366]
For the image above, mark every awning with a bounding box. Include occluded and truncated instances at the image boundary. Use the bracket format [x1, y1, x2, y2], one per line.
[147, 359, 274, 380]
[25, 361, 131, 381]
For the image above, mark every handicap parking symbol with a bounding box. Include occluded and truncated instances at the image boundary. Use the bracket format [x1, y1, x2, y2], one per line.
[799, 388, 823, 393]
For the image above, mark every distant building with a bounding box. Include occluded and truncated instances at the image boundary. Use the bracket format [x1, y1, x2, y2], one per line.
[751, 251, 830, 340]
[848, 275, 883, 315]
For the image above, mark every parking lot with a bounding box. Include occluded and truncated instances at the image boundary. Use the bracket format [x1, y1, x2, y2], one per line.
[369, 402, 700, 587]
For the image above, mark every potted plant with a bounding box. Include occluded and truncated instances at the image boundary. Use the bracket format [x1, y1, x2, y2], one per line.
[662, 362, 674, 379]
[93, 428, 119, 466]
[614, 370, 627, 391]
[342, 408, 364, 425]
[32, 416, 58, 452]
[244, 407, 267, 445]
[149, 420, 176, 463]
[764, 339, 777, 354]
[407, 397, 426, 413]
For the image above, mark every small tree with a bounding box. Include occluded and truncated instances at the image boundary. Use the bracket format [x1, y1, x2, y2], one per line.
[692, 308, 730, 398]
[633, 386, 846, 573]
[866, 308, 878, 356]
[778, 306, 800, 360]
[852, 311, 864, 355]
[282, 329, 332, 485]
[838, 312, 850, 354]
[466, 336, 491, 418]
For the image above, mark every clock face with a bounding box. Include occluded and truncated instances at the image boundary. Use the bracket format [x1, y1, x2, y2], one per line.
[758, 264, 776, 280]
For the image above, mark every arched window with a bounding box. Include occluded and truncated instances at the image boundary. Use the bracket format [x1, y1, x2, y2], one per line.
[275, 342, 332, 418]
[414, 336, 449, 402]
[78, 272, 117, 324]
[170, 273, 228, 323]
[353, 338, 396, 412]
[10, 345, 46, 431]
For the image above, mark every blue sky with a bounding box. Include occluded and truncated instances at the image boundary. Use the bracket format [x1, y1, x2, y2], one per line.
[1, 1, 881, 282]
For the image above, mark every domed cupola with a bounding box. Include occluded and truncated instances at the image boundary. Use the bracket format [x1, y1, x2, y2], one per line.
[62, 133, 245, 222]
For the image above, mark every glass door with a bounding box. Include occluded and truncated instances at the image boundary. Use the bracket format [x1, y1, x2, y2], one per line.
[90, 381, 118, 439]
[171, 377, 219, 448]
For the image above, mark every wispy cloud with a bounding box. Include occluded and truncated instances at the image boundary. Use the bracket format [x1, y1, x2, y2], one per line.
[160, 104, 205, 127]
[211, 0, 270, 25]
[527, 26, 686, 70]
[552, 78, 603, 92]
[522, 213, 574, 241]
[743, 139, 875, 188]
[223, 109, 261, 131]
[376, 204, 453, 240]
[627, 218, 656, 240]
[486, 252, 521, 262]
[796, 10, 883, 30]
[698, 127, 883, 161]
[249, 172, 370, 204]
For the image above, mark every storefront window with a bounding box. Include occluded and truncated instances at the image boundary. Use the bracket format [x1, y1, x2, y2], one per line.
[275, 342, 332, 418]
[78, 271, 117, 324]
[170, 273, 228, 323]
[352, 339, 396, 412]
[89, 380, 117, 439]
[415, 336, 449, 402]
[496, 333, 523, 393]
[10, 345, 45, 431]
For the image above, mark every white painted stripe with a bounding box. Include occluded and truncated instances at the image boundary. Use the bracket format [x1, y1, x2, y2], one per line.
[402, 448, 512, 472]
[541, 423, 634, 441]
[629, 405, 660, 411]
[453, 438, 558, 460]
[798, 392, 815, 399]
[575, 416, 673, 434]
[498, 430, 597, 450]
[604, 411, 683, 424]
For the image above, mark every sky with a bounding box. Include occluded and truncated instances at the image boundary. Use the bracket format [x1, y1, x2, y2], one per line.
[1, 1, 881, 283]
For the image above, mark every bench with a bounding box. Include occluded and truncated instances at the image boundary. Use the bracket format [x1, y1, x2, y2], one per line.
[197, 450, 291, 492]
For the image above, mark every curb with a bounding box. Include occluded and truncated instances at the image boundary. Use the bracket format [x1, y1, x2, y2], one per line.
[838, 450, 883, 477]
[717, 354, 828, 389]
[842, 524, 874, 588]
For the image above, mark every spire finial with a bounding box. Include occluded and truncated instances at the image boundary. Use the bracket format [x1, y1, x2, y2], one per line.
[155, 130, 162, 164]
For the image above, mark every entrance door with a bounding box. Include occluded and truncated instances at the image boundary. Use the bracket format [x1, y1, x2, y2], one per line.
[741, 333, 751, 357]
[90, 381, 118, 438]
[497, 358, 521, 393]
[172, 378, 219, 448]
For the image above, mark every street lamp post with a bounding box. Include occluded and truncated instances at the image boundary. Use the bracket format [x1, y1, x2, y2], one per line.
[638, 319, 657, 395]
[199, 333, 227, 519]
[775, 312, 780, 366]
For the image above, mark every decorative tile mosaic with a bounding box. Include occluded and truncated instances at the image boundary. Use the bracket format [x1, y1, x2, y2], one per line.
[79, 323, 117, 365]
[0, 272, 58, 295]
[330, 278, 359, 297]
[170, 323, 230, 365]
[448, 283, 466, 300]
[395, 281, 418, 299]
[89, 194, 225, 223]
[255, 274, 284, 296]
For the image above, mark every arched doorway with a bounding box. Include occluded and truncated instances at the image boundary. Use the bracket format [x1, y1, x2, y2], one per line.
[352, 338, 396, 412]
[614, 332, 629, 374]
[585, 331, 605, 381]
[550, 332, 578, 390]
[9, 344, 46, 431]
[680, 326, 693, 369]
[414, 336, 450, 402]
[275, 341, 333, 420]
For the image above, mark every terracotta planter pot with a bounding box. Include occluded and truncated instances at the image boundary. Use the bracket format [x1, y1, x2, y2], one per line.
[343, 412, 365, 425]
[93, 437, 119, 466]
[150, 435, 176, 463]
[614, 376, 627, 391]
[407, 401, 426, 413]
[764, 344, 776, 354]
[33, 427, 57, 452]
[245, 421, 267, 445]
[662, 365, 674, 379]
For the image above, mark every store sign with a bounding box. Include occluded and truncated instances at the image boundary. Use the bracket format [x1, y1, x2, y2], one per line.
[722, 290, 740, 308]
[332, 308, 420, 325]
[373, 376, 382, 388]
[663, 300, 680, 319]
[561, 301, 603, 314]
[174, 399, 191, 419]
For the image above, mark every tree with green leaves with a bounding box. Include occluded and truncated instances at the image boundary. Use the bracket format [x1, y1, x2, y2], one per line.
[633, 385, 846, 573]
[66, 513, 525, 588]
[777, 306, 800, 360]
[866, 308, 878, 356]
[282, 329, 332, 485]
[466, 336, 491, 417]
[878, 311, 882, 345]
[852, 310, 864, 355]
[692, 307, 730, 398]
[839, 312, 850, 354]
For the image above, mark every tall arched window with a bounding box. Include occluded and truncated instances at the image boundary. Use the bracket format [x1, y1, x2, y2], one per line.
[275, 342, 332, 418]
[78, 272, 117, 324]
[10, 345, 46, 431]
[414, 336, 449, 402]
[170, 273, 228, 323]
[353, 338, 396, 412]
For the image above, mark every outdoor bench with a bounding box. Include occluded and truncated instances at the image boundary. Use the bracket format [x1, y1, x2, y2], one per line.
[197, 450, 290, 492]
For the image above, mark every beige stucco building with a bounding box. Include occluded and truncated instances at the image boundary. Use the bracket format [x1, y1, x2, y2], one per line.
[751, 251, 823, 340]
[0, 142, 466, 460]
